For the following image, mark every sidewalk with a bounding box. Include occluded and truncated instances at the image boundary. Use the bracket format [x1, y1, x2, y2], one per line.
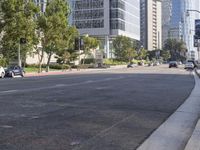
[137, 71, 200, 150]
[24, 65, 127, 77]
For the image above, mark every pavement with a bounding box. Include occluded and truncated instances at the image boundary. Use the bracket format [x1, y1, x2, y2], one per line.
[0, 65, 196, 150]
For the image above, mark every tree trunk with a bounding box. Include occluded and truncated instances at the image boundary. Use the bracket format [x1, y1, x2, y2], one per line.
[46, 53, 52, 72]
[37, 49, 44, 73]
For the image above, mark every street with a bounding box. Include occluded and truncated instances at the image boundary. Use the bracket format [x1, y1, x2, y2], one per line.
[0, 65, 195, 150]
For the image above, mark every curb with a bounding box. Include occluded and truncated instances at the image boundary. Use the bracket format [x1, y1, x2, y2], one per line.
[184, 119, 200, 150]
[24, 66, 127, 77]
[137, 72, 200, 150]
[195, 69, 200, 78]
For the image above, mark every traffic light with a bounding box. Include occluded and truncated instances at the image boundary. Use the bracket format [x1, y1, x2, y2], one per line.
[20, 38, 27, 44]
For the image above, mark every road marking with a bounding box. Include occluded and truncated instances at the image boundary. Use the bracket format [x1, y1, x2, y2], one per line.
[0, 77, 126, 96]
[0, 125, 13, 129]
[0, 90, 18, 94]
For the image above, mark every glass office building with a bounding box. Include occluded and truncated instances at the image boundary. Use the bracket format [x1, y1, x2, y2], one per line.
[182, 0, 200, 60]
[69, 0, 140, 58]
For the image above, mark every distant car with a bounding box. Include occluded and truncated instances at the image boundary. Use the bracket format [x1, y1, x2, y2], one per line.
[127, 63, 137, 68]
[5, 65, 25, 77]
[187, 60, 198, 68]
[177, 61, 182, 65]
[169, 61, 178, 68]
[0, 66, 5, 78]
[184, 62, 194, 69]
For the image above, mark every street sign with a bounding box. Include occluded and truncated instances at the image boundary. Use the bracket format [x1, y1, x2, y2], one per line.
[195, 19, 200, 39]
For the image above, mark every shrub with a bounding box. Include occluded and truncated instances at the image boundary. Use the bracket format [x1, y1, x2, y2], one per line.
[0, 58, 7, 67]
[81, 58, 95, 64]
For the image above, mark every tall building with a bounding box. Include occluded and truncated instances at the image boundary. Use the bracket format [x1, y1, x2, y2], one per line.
[69, 0, 140, 58]
[182, 0, 200, 60]
[140, 0, 162, 51]
[33, 0, 47, 13]
[162, 0, 172, 45]
[169, 0, 183, 40]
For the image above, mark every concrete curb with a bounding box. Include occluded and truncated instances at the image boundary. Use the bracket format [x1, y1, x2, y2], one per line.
[184, 119, 200, 150]
[137, 72, 200, 150]
[24, 65, 127, 77]
[195, 69, 200, 78]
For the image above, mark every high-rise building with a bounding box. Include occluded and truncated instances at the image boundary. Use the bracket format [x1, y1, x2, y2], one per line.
[162, 0, 172, 45]
[140, 0, 162, 51]
[182, 0, 200, 60]
[169, 0, 183, 40]
[33, 0, 47, 13]
[69, 0, 140, 58]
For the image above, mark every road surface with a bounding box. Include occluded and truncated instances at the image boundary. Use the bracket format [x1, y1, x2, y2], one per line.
[0, 65, 194, 150]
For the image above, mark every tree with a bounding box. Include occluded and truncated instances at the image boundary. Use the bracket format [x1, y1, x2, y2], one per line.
[0, 0, 39, 63]
[56, 26, 79, 66]
[137, 48, 148, 60]
[82, 36, 99, 64]
[113, 35, 132, 61]
[38, 0, 70, 72]
[124, 48, 137, 63]
[163, 39, 187, 61]
[161, 50, 171, 61]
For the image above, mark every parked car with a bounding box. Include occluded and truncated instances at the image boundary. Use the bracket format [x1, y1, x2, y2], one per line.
[169, 61, 178, 68]
[184, 62, 194, 70]
[5, 65, 25, 77]
[186, 60, 198, 68]
[127, 63, 137, 68]
[0, 66, 5, 78]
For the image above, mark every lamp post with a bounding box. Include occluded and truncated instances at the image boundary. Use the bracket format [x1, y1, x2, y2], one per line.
[186, 9, 200, 62]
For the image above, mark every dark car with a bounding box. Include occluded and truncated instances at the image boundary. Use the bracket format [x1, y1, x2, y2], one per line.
[169, 61, 178, 68]
[5, 65, 25, 77]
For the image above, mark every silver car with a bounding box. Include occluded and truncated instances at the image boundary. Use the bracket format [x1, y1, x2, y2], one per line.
[184, 62, 194, 69]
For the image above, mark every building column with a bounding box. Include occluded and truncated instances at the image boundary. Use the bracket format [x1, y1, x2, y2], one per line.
[105, 36, 110, 58]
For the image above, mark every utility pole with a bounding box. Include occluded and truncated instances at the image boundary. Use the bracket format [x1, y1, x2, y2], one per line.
[18, 41, 21, 67]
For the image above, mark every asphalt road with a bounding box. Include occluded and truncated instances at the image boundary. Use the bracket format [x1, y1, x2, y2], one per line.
[0, 65, 195, 150]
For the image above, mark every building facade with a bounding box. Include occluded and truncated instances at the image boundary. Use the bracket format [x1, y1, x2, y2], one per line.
[33, 0, 47, 13]
[182, 0, 200, 60]
[162, 0, 172, 45]
[140, 0, 162, 51]
[69, 0, 140, 58]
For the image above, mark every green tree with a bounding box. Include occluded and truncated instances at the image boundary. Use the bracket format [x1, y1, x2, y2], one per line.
[113, 35, 132, 61]
[161, 50, 171, 61]
[56, 26, 79, 66]
[82, 36, 99, 64]
[38, 0, 70, 72]
[0, 0, 39, 64]
[163, 39, 187, 61]
[137, 48, 148, 60]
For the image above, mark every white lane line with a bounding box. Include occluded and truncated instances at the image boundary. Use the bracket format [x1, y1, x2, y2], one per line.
[0, 90, 18, 94]
[0, 125, 13, 129]
[0, 77, 126, 95]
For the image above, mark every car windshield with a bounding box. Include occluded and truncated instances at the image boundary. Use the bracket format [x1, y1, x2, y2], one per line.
[186, 62, 193, 65]
[170, 61, 177, 64]
[8, 66, 16, 69]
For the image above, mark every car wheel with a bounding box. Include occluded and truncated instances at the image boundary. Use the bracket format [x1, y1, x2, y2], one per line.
[21, 71, 25, 77]
[11, 72, 15, 78]
[1, 72, 5, 78]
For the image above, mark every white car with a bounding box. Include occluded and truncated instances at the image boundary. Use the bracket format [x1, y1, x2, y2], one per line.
[184, 62, 194, 69]
[0, 66, 5, 78]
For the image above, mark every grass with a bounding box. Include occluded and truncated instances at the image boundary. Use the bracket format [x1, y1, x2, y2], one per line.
[24, 67, 61, 73]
